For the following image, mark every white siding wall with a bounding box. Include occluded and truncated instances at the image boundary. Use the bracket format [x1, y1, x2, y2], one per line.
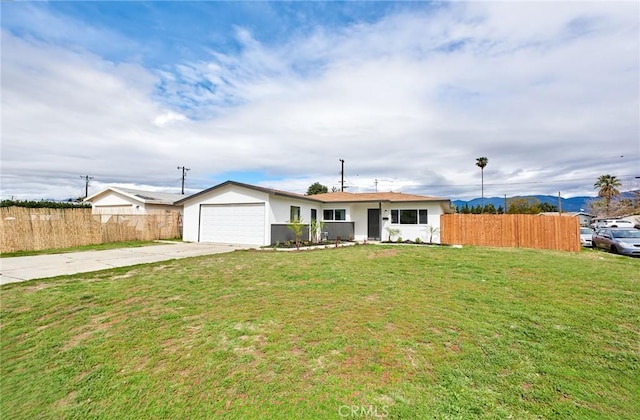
[349, 204, 370, 241]
[90, 191, 182, 215]
[269, 196, 320, 224]
[91, 191, 140, 214]
[181, 185, 270, 243]
[380, 202, 445, 243]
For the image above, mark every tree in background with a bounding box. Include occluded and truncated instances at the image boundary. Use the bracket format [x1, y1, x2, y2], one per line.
[306, 182, 328, 195]
[483, 203, 497, 214]
[475, 157, 489, 209]
[539, 202, 558, 212]
[594, 174, 621, 207]
[507, 197, 542, 214]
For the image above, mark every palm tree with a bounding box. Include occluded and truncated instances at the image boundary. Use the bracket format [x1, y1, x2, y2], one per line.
[476, 157, 489, 212]
[594, 174, 621, 207]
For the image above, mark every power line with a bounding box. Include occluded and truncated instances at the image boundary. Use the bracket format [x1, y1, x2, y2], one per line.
[405, 174, 639, 189]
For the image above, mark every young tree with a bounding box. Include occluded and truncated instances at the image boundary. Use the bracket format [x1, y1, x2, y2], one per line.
[423, 225, 440, 244]
[309, 219, 325, 243]
[306, 182, 329, 195]
[476, 157, 489, 209]
[594, 174, 622, 207]
[287, 218, 305, 250]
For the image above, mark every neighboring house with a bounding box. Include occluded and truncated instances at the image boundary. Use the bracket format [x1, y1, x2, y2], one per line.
[85, 187, 184, 214]
[539, 211, 594, 226]
[176, 180, 451, 246]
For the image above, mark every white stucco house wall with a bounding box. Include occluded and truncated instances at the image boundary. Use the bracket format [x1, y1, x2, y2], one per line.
[176, 181, 451, 246]
[85, 187, 184, 214]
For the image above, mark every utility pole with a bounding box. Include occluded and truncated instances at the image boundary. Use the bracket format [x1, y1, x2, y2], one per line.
[80, 175, 93, 199]
[558, 191, 562, 215]
[177, 166, 190, 195]
[339, 158, 345, 192]
[374, 179, 378, 192]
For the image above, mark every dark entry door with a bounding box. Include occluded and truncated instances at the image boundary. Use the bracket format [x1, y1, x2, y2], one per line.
[367, 208, 381, 240]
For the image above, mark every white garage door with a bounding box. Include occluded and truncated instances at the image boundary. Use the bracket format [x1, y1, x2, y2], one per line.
[200, 203, 265, 245]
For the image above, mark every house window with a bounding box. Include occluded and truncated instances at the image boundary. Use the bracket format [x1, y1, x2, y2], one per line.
[290, 206, 301, 222]
[400, 210, 418, 224]
[419, 209, 428, 224]
[391, 210, 398, 224]
[391, 209, 428, 224]
[323, 209, 346, 221]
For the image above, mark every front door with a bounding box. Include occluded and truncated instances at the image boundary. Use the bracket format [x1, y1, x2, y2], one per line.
[367, 208, 381, 240]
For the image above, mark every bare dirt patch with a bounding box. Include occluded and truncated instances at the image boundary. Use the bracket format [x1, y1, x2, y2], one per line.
[55, 390, 77, 408]
[61, 314, 121, 350]
[367, 249, 399, 259]
[23, 283, 53, 293]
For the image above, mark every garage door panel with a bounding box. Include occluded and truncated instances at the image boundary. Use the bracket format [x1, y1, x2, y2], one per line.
[200, 203, 265, 245]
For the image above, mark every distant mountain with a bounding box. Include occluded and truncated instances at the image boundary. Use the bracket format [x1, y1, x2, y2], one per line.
[453, 195, 594, 213]
[453, 191, 637, 213]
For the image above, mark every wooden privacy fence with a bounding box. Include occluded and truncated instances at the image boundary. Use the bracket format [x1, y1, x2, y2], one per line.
[0, 207, 181, 253]
[440, 214, 581, 252]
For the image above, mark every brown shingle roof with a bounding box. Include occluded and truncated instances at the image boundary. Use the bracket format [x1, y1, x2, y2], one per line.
[176, 181, 449, 205]
[311, 191, 448, 203]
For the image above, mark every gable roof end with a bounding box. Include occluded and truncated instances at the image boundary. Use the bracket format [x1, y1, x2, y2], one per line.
[85, 187, 184, 205]
[174, 180, 323, 205]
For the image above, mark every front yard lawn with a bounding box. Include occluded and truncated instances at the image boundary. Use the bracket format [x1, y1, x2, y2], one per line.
[1, 245, 638, 418]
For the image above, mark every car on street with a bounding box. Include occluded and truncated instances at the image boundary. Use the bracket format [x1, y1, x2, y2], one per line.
[592, 228, 640, 256]
[579, 227, 593, 247]
[591, 219, 636, 229]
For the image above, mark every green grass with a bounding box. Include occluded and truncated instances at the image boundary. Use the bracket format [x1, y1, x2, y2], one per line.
[1, 245, 638, 419]
[0, 240, 172, 258]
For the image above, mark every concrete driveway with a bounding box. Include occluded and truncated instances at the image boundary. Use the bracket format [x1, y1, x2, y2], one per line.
[0, 242, 254, 285]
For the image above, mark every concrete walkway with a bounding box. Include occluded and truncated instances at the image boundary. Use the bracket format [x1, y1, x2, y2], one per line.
[0, 242, 254, 285]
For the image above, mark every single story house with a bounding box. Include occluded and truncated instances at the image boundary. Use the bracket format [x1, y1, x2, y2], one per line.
[85, 187, 184, 214]
[176, 180, 451, 246]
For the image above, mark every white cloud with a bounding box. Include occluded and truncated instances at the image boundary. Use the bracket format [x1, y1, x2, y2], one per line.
[1, 2, 638, 201]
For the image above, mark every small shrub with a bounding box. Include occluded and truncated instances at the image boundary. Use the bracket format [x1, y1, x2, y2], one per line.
[415, 237, 422, 244]
[386, 227, 400, 242]
[396, 237, 403, 243]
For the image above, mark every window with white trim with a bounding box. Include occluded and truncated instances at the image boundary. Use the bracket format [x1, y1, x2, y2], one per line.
[390, 209, 428, 224]
[323, 209, 346, 221]
[290, 206, 301, 222]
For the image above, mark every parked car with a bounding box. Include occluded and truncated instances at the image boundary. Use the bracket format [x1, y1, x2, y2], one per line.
[579, 227, 593, 247]
[592, 228, 640, 256]
[591, 219, 635, 229]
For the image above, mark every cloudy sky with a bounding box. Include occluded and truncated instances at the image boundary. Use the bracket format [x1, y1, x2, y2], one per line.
[1, 1, 639, 201]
